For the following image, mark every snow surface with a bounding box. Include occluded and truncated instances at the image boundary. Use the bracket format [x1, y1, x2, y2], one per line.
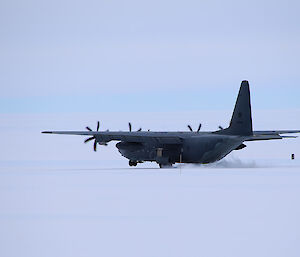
[1, 160, 300, 257]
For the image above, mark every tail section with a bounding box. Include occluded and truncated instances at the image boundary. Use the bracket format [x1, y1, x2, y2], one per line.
[222, 80, 253, 136]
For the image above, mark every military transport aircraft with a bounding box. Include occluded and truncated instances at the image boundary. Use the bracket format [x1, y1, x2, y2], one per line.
[43, 81, 300, 168]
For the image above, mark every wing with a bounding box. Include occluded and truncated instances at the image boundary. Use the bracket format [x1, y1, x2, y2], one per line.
[42, 131, 184, 144]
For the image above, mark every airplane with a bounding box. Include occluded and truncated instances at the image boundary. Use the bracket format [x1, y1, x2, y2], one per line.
[42, 81, 300, 168]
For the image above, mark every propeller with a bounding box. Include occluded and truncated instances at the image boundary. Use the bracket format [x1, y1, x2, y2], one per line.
[197, 123, 202, 132]
[128, 122, 142, 132]
[128, 122, 132, 132]
[84, 121, 100, 152]
[187, 123, 202, 133]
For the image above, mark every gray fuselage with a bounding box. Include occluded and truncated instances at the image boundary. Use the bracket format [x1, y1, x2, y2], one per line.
[115, 132, 244, 165]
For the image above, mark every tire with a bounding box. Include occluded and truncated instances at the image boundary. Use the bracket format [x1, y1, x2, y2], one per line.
[159, 163, 173, 168]
[129, 160, 137, 167]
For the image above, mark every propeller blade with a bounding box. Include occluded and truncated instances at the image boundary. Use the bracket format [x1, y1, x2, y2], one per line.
[187, 125, 193, 132]
[93, 140, 97, 152]
[86, 126, 92, 131]
[197, 123, 202, 133]
[84, 137, 95, 143]
[128, 122, 132, 132]
[219, 126, 224, 130]
[97, 121, 100, 131]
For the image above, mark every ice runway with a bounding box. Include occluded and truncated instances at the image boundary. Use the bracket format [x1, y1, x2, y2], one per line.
[1, 160, 300, 257]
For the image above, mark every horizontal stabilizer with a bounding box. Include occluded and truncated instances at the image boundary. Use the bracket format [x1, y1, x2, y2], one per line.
[245, 134, 297, 141]
[254, 130, 300, 135]
[245, 134, 285, 141]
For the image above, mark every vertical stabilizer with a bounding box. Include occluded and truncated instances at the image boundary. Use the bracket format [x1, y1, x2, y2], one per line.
[224, 81, 253, 136]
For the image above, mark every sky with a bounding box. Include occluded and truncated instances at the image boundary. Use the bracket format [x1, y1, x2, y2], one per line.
[0, 0, 299, 162]
[0, 0, 300, 113]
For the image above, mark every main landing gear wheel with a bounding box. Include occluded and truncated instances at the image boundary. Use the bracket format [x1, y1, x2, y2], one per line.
[129, 160, 137, 167]
[159, 163, 173, 168]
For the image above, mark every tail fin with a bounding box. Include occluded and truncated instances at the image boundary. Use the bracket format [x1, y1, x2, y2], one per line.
[223, 80, 253, 136]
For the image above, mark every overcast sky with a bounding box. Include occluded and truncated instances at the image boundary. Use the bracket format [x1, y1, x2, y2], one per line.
[1, 0, 300, 113]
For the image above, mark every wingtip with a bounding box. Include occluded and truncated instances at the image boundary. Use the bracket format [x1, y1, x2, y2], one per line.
[42, 131, 52, 134]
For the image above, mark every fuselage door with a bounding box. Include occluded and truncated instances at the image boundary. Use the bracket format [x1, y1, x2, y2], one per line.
[157, 148, 163, 157]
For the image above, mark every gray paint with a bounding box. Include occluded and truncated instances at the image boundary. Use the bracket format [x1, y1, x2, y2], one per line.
[43, 81, 300, 167]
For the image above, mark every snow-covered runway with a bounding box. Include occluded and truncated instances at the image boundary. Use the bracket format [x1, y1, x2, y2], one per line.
[1, 161, 300, 257]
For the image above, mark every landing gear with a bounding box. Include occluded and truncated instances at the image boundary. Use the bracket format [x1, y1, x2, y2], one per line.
[159, 163, 173, 168]
[129, 160, 137, 167]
